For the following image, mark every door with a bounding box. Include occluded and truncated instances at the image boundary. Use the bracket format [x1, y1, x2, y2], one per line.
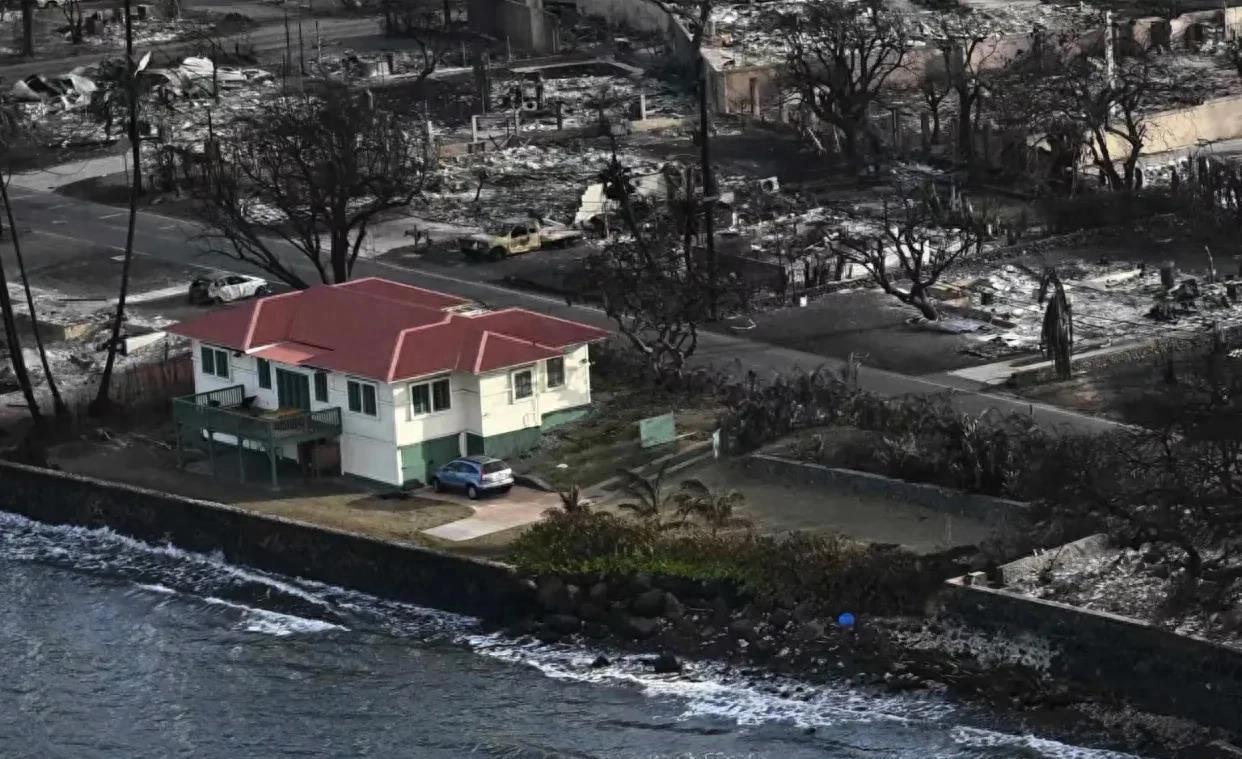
[275, 369, 311, 411]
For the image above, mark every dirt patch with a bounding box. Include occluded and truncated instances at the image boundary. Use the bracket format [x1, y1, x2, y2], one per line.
[511, 386, 719, 491]
[1008, 349, 1215, 425]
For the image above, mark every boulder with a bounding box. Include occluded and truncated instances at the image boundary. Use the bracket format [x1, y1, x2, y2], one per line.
[795, 620, 825, 642]
[583, 622, 610, 640]
[536, 576, 568, 612]
[590, 654, 611, 668]
[663, 593, 685, 621]
[619, 615, 660, 640]
[792, 601, 818, 623]
[651, 652, 683, 674]
[632, 589, 667, 618]
[588, 581, 610, 604]
[545, 614, 582, 635]
[728, 618, 758, 642]
[577, 602, 608, 622]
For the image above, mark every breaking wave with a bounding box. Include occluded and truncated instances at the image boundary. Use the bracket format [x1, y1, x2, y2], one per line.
[1, 510, 1147, 758]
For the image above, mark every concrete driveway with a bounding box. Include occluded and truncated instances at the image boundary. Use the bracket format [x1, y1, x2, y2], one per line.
[420, 485, 559, 541]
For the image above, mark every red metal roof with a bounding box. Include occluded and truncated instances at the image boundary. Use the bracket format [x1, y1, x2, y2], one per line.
[168, 278, 609, 383]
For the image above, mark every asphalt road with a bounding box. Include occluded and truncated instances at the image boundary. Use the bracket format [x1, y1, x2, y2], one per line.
[4, 185, 1123, 435]
[0, 13, 380, 82]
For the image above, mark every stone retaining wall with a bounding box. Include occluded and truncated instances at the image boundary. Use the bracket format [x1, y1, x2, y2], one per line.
[743, 453, 1029, 528]
[940, 578, 1242, 732]
[0, 461, 534, 620]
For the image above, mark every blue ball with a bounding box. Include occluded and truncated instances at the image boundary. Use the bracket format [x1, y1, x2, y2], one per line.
[837, 612, 856, 627]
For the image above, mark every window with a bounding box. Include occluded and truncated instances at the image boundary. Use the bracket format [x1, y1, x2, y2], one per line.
[314, 372, 328, 403]
[512, 369, 533, 401]
[481, 461, 508, 474]
[200, 345, 229, 379]
[257, 359, 272, 389]
[545, 356, 565, 389]
[410, 377, 451, 415]
[347, 379, 378, 417]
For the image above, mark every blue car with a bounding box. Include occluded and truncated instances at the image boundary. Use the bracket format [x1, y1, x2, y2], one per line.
[430, 455, 514, 500]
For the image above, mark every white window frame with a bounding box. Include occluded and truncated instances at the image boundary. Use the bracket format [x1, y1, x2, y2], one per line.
[200, 344, 230, 380]
[510, 367, 534, 403]
[346, 378, 379, 418]
[544, 356, 565, 390]
[409, 375, 452, 417]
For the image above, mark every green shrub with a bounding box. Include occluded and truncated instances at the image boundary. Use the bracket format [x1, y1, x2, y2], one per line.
[509, 511, 935, 615]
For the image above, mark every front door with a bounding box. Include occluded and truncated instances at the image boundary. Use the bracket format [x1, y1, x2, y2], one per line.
[276, 369, 311, 411]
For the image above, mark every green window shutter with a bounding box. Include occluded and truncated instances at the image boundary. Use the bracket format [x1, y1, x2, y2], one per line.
[257, 359, 272, 389]
[347, 381, 361, 413]
[201, 345, 214, 376]
[363, 384, 377, 416]
[314, 372, 328, 402]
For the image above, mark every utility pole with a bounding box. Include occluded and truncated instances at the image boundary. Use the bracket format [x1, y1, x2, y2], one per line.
[696, 30, 718, 319]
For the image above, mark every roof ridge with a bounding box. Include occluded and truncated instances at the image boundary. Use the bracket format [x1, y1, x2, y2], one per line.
[386, 314, 455, 382]
[242, 289, 299, 349]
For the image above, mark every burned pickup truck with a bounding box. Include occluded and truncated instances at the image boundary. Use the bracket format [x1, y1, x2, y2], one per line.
[457, 218, 583, 260]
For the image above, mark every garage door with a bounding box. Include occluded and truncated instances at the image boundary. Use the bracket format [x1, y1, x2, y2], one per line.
[399, 435, 461, 487]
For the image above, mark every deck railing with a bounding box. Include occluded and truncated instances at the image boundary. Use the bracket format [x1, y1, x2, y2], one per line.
[172, 385, 342, 443]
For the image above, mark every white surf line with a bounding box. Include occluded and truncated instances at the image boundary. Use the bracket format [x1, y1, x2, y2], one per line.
[98, 211, 126, 219]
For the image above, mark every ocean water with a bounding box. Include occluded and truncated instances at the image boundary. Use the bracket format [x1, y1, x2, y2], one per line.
[0, 511, 1146, 759]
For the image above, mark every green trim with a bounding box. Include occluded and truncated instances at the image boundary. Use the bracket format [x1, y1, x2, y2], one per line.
[540, 405, 590, 432]
[466, 433, 486, 456]
[482, 427, 542, 460]
[400, 434, 462, 486]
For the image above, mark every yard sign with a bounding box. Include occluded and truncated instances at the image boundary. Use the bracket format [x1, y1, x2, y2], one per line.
[638, 413, 677, 449]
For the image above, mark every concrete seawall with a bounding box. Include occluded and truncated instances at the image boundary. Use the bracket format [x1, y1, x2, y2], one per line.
[0, 461, 535, 620]
[941, 578, 1242, 732]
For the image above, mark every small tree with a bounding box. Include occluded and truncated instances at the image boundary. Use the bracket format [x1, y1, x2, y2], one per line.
[196, 84, 430, 287]
[930, 11, 1012, 165]
[777, 0, 908, 170]
[585, 151, 733, 381]
[673, 479, 751, 535]
[832, 183, 993, 320]
[1038, 268, 1073, 380]
[0, 109, 64, 415]
[380, 0, 456, 83]
[63, 0, 86, 44]
[616, 464, 674, 526]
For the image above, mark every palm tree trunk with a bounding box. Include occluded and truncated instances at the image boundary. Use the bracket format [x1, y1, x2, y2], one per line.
[91, 0, 141, 415]
[0, 232, 40, 420]
[1, 176, 63, 414]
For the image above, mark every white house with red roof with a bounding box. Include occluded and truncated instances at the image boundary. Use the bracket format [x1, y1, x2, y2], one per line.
[167, 277, 609, 487]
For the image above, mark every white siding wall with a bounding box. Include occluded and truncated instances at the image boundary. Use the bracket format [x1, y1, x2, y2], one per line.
[539, 344, 592, 415]
[393, 373, 471, 447]
[335, 374, 400, 485]
[477, 345, 593, 436]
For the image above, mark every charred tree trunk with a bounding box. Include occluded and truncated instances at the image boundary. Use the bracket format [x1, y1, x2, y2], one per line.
[1, 177, 63, 414]
[91, 0, 141, 415]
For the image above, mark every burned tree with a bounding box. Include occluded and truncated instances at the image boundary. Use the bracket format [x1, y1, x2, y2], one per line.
[777, 0, 908, 170]
[197, 85, 430, 288]
[585, 152, 740, 381]
[0, 108, 64, 416]
[1038, 268, 1073, 380]
[380, 0, 458, 83]
[1051, 52, 1192, 192]
[63, 0, 86, 44]
[931, 11, 1008, 165]
[832, 183, 992, 320]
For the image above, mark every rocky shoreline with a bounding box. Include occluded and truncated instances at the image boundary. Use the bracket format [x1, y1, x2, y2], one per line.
[494, 571, 1236, 759]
